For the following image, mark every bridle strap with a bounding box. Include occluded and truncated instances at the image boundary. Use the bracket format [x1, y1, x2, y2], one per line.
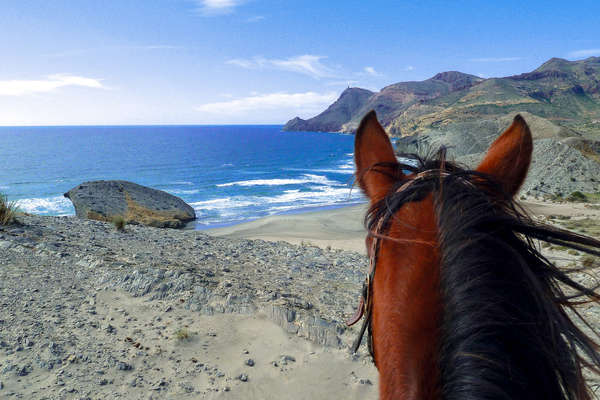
[347, 217, 382, 355]
[346, 169, 452, 358]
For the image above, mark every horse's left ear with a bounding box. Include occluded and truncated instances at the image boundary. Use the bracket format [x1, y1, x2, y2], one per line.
[355, 111, 402, 200]
[476, 114, 533, 197]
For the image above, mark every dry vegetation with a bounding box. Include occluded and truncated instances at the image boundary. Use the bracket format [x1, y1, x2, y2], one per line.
[558, 217, 600, 237]
[112, 215, 126, 231]
[0, 193, 18, 225]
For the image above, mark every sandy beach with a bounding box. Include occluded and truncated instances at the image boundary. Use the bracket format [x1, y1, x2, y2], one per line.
[207, 204, 370, 254]
[207, 199, 600, 254]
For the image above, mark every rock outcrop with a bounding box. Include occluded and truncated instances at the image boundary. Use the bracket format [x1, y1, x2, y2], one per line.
[64, 180, 195, 228]
[283, 87, 374, 132]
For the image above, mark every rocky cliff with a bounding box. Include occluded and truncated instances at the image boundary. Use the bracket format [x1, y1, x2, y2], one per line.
[284, 87, 374, 132]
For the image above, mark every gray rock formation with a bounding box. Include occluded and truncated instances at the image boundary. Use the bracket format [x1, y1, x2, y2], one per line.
[457, 139, 600, 196]
[64, 180, 195, 228]
[395, 113, 600, 196]
[283, 87, 374, 132]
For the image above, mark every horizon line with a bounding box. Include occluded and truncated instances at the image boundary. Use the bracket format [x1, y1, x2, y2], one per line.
[0, 122, 287, 128]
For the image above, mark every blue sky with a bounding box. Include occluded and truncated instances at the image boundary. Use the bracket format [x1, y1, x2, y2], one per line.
[1, 0, 599, 125]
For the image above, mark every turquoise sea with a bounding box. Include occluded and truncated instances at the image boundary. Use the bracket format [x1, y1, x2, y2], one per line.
[0, 125, 365, 229]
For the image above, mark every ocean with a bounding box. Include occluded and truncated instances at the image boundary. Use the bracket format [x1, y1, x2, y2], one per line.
[0, 125, 365, 229]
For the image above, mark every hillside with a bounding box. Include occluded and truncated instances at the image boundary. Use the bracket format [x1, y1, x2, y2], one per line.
[284, 57, 600, 196]
[284, 57, 600, 138]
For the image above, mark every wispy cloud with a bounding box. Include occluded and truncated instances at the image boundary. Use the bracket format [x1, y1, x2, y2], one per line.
[469, 57, 521, 62]
[196, 91, 338, 116]
[226, 55, 336, 79]
[567, 49, 600, 58]
[325, 80, 360, 87]
[0, 74, 104, 96]
[195, 0, 245, 15]
[137, 45, 182, 50]
[405, 65, 415, 71]
[363, 66, 382, 77]
[45, 45, 182, 58]
[247, 15, 265, 22]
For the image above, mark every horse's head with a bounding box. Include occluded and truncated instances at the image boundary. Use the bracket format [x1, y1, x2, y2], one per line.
[353, 111, 600, 400]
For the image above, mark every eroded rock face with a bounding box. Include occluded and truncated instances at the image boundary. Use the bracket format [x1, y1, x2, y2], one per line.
[64, 180, 195, 228]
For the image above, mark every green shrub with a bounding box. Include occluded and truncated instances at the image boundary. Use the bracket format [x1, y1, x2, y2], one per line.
[0, 194, 18, 225]
[112, 215, 126, 231]
[174, 328, 190, 341]
[582, 255, 599, 268]
[567, 191, 587, 202]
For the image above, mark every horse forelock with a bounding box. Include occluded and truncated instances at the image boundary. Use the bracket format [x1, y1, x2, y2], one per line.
[366, 148, 600, 400]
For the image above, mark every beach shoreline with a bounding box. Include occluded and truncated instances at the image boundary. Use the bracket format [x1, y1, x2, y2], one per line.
[206, 197, 600, 255]
[206, 203, 369, 254]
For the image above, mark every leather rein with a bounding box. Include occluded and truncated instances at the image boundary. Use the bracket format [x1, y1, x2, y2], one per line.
[346, 169, 451, 359]
[346, 218, 382, 358]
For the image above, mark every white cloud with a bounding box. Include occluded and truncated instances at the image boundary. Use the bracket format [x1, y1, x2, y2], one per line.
[226, 58, 257, 69]
[405, 65, 415, 71]
[226, 55, 336, 79]
[196, 0, 245, 15]
[195, 91, 338, 122]
[363, 66, 381, 77]
[567, 49, 600, 59]
[325, 80, 360, 87]
[469, 57, 521, 62]
[0, 74, 104, 96]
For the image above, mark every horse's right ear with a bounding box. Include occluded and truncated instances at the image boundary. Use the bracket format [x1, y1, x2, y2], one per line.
[355, 111, 402, 201]
[476, 114, 533, 197]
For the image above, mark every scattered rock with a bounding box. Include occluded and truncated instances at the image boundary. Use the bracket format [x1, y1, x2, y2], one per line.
[152, 378, 168, 390]
[103, 323, 116, 334]
[280, 355, 296, 365]
[16, 364, 32, 376]
[179, 381, 194, 393]
[116, 361, 133, 371]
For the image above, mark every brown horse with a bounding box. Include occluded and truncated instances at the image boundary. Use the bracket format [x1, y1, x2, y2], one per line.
[352, 111, 600, 400]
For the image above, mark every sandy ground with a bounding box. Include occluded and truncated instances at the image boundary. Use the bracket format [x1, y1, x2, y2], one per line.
[207, 205, 369, 254]
[0, 213, 380, 400]
[92, 291, 378, 400]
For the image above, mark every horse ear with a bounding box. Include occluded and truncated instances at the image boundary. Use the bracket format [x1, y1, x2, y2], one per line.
[476, 114, 533, 197]
[355, 111, 402, 200]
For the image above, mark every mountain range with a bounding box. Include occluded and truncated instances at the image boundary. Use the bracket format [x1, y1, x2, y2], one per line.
[284, 57, 600, 197]
[284, 57, 600, 139]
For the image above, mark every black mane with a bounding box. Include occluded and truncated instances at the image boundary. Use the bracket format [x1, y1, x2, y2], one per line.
[366, 148, 600, 400]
